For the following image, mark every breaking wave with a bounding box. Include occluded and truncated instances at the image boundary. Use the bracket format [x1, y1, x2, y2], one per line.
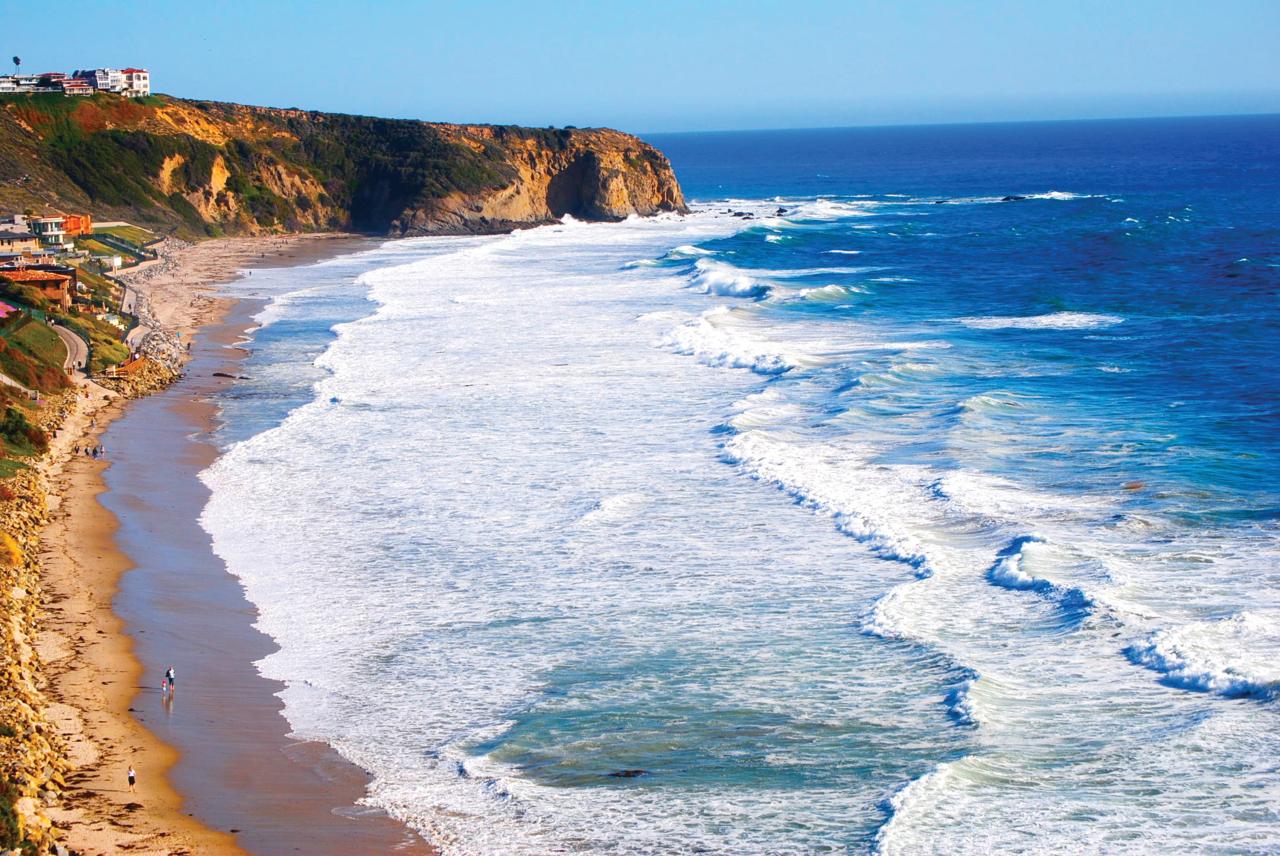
[1126, 611, 1280, 700]
[957, 312, 1124, 330]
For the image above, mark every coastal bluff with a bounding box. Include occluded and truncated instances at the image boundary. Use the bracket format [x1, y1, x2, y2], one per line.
[0, 93, 687, 237]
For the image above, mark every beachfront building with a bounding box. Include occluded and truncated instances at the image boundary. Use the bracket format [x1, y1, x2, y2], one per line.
[62, 213, 93, 237]
[28, 216, 68, 248]
[0, 234, 41, 255]
[1, 213, 90, 250]
[0, 268, 74, 309]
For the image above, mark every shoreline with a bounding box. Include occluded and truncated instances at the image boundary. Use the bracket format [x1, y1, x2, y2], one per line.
[31, 234, 432, 853]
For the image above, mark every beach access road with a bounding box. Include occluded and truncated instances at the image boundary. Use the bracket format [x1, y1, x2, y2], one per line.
[54, 323, 90, 372]
[122, 285, 152, 349]
[121, 285, 139, 315]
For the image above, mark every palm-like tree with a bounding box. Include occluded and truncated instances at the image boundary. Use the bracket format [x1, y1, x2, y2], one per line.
[11, 57, 19, 75]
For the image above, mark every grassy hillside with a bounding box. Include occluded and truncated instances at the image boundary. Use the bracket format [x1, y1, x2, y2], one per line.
[0, 93, 331, 236]
[0, 92, 686, 238]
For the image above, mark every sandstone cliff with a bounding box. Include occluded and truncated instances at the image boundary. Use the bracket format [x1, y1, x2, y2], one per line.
[0, 94, 687, 238]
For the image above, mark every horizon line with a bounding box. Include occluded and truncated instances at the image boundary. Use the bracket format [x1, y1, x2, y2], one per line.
[639, 109, 1280, 137]
[38, 89, 1279, 139]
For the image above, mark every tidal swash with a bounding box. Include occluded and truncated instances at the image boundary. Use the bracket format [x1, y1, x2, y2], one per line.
[200, 116, 1279, 854]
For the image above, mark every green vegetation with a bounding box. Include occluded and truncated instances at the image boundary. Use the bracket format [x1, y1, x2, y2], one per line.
[0, 776, 37, 855]
[8, 318, 67, 369]
[49, 129, 217, 219]
[75, 236, 136, 259]
[0, 282, 49, 313]
[0, 313, 68, 393]
[10, 92, 519, 232]
[0, 456, 28, 479]
[67, 262, 121, 306]
[63, 314, 128, 373]
[280, 112, 518, 230]
[0, 403, 47, 458]
[95, 223, 155, 244]
[1, 91, 670, 237]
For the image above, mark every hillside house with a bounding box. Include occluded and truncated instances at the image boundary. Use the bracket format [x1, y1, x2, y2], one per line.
[28, 216, 68, 248]
[73, 67, 124, 91]
[0, 234, 40, 255]
[62, 214, 93, 236]
[60, 78, 93, 96]
[121, 68, 150, 97]
[1, 66, 152, 97]
[0, 268, 74, 310]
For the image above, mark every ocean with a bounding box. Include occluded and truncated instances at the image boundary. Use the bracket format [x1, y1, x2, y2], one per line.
[200, 114, 1280, 854]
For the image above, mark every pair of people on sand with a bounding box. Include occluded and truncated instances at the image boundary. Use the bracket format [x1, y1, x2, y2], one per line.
[161, 665, 175, 694]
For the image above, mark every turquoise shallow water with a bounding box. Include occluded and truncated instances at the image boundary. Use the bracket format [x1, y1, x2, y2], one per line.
[204, 116, 1279, 853]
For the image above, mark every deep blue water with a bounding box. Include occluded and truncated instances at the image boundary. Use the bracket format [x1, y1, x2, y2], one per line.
[649, 115, 1280, 517]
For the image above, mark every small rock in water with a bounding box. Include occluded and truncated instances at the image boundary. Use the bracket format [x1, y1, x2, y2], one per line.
[608, 769, 648, 778]
[1001, 195, 1028, 202]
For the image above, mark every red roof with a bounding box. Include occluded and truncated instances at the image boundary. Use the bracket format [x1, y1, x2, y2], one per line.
[1, 269, 70, 282]
[121, 68, 148, 74]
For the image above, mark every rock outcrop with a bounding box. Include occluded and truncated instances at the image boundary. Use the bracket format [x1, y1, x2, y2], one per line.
[389, 125, 686, 235]
[0, 93, 687, 238]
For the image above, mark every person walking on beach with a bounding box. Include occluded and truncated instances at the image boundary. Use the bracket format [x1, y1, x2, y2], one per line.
[127, 765, 136, 793]
[165, 666, 175, 694]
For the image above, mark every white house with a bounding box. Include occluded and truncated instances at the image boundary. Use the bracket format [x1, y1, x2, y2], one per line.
[0, 74, 57, 93]
[28, 216, 68, 248]
[2, 66, 151, 97]
[121, 68, 150, 97]
[60, 78, 93, 96]
[74, 67, 125, 92]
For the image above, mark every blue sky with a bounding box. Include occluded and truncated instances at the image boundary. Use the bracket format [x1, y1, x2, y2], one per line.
[6, 0, 1278, 132]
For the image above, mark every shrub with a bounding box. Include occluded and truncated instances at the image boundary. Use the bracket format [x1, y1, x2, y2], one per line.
[0, 776, 36, 854]
[0, 407, 48, 454]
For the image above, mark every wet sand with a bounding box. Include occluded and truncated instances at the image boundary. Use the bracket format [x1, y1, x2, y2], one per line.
[103, 301, 430, 854]
[40, 387, 242, 855]
[40, 235, 434, 854]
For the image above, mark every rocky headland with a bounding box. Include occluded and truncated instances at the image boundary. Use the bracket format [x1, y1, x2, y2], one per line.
[0, 93, 687, 238]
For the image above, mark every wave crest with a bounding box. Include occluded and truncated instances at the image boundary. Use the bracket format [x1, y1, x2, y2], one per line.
[958, 312, 1124, 330]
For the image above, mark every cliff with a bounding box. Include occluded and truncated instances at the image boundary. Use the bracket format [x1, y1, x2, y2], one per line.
[0, 93, 687, 237]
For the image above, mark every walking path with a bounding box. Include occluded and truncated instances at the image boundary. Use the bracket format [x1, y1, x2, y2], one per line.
[121, 285, 139, 315]
[121, 285, 153, 349]
[53, 323, 89, 372]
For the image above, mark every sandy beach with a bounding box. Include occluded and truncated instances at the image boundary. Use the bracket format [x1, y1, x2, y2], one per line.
[30, 234, 433, 854]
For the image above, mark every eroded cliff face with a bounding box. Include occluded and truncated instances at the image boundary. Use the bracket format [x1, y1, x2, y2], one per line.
[0, 94, 687, 237]
[392, 125, 687, 235]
